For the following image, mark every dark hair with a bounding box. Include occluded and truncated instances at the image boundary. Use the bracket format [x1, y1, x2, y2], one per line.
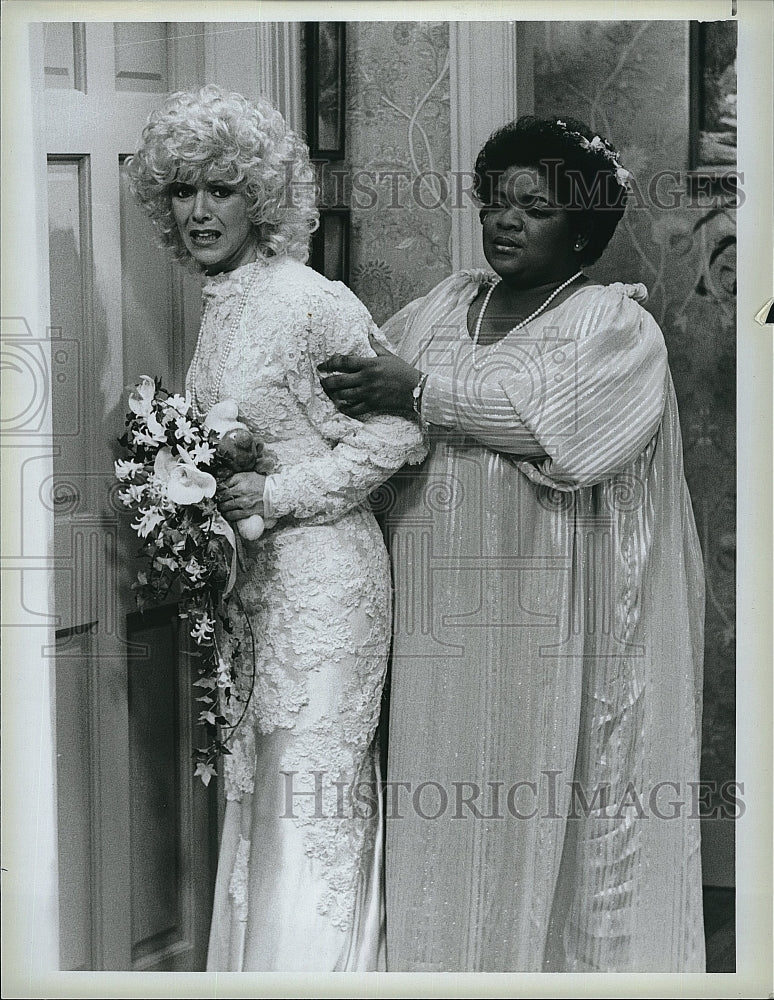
[474, 115, 628, 265]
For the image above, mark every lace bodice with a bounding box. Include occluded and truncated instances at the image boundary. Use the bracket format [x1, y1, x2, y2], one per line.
[186, 256, 427, 525]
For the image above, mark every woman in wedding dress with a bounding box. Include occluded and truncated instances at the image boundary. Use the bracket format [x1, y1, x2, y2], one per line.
[128, 85, 426, 972]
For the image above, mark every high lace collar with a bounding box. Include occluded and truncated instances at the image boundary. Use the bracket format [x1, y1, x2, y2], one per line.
[201, 257, 272, 302]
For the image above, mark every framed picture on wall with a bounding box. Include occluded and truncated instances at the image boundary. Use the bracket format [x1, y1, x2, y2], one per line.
[305, 22, 346, 159]
[309, 208, 350, 284]
[689, 20, 737, 176]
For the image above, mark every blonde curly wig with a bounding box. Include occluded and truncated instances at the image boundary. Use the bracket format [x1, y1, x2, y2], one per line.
[127, 85, 318, 267]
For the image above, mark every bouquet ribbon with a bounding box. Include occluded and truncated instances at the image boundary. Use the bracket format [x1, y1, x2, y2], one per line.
[210, 514, 239, 597]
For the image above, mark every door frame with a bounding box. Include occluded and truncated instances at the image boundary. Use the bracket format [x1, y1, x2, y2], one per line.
[1, 16, 61, 983]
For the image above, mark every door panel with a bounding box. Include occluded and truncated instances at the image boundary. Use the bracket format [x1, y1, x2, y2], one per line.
[54, 625, 96, 972]
[127, 607, 216, 972]
[114, 22, 170, 94]
[43, 21, 85, 91]
[42, 20, 216, 971]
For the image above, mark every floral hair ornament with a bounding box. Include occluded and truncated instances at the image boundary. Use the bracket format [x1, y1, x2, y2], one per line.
[554, 119, 632, 190]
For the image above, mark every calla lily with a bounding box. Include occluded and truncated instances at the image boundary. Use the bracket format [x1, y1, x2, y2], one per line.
[128, 375, 156, 418]
[145, 409, 168, 442]
[166, 462, 217, 505]
[153, 446, 217, 505]
[204, 398, 242, 437]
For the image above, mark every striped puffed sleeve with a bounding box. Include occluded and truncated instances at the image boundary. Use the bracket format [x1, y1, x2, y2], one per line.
[383, 271, 546, 456]
[420, 283, 667, 484]
[507, 283, 668, 489]
[420, 372, 546, 456]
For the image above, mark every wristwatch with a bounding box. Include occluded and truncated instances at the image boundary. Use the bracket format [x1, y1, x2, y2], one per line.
[412, 373, 429, 417]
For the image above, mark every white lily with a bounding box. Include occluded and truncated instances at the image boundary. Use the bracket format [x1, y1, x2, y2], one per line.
[114, 458, 144, 480]
[191, 614, 215, 643]
[174, 415, 197, 444]
[153, 446, 216, 505]
[131, 506, 165, 538]
[190, 440, 216, 466]
[166, 393, 190, 414]
[127, 375, 156, 419]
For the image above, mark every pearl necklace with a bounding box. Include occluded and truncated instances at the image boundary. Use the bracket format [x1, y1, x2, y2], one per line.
[471, 270, 584, 369]
[189, 263, 261, 419]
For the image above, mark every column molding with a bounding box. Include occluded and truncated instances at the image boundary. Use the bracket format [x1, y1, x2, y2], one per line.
[448, 22, 533, 271]
[256, 22, 303, 135]
[202, 22, 302, 134]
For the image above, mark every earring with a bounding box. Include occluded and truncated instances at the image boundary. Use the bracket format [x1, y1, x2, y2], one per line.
[573, 239, 584, 251]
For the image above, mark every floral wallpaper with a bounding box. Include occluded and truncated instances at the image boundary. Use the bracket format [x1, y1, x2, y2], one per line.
[532, 20, 735, 812]
[343, 22, 452, 325]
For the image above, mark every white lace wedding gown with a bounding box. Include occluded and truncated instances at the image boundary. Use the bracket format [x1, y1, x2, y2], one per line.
[185, 256, 426, 972]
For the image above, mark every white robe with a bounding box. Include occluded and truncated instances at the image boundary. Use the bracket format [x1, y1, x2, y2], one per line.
[381, 272, 705, 972]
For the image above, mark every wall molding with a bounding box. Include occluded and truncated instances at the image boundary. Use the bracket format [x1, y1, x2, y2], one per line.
[448, 22, 533, 271]
[257, 22, 303, 135]
[203, 22, 302, 134]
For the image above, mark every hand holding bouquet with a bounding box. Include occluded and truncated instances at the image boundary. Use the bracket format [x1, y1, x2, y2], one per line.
[203, 399, 276, 541]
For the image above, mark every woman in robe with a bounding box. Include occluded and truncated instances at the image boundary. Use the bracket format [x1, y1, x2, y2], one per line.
[320, 115, 705, 972]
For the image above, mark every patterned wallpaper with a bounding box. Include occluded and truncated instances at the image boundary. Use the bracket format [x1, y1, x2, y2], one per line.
[340, 21, 734, 807]
[344, 22, 452, 325]
[532, 20, 736, 805]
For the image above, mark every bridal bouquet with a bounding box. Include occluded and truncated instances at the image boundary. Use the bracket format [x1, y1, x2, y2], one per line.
[116, 375, 264, 784]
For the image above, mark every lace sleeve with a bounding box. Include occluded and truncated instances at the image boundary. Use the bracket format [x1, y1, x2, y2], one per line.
[264, 279, 428, 522]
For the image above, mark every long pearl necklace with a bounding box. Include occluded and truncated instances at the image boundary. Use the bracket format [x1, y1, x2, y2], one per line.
[471, 270, 584, 369]
[189, 263, 261, 419]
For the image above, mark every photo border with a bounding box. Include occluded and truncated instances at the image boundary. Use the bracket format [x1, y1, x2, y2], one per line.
[1, 2, 771, 998]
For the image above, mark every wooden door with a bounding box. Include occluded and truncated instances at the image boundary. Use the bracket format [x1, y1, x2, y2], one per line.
[41, 21, 216, 971]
